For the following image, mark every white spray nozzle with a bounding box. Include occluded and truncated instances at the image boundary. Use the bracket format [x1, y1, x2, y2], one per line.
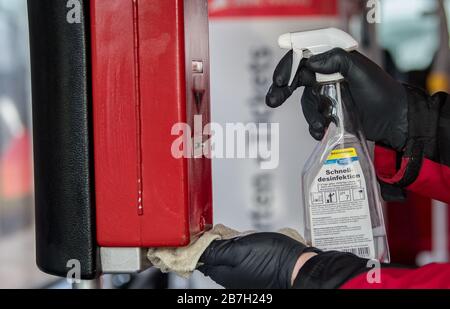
[278, 33, 293, 49]
[278, 28, 358, 85]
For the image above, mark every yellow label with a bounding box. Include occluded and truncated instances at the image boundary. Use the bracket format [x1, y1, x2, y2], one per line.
[327, 148, 358, 161]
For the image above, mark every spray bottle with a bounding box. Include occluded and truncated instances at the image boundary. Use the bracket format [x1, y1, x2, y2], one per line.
[279, 28, 390, 262]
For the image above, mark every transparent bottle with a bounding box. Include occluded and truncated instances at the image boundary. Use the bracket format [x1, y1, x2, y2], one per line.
[302, 81, 390, 263]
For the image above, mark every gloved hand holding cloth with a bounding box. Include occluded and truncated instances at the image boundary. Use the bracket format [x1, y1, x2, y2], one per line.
[147, 224, 312, 284]
[148, 223, 376, 289]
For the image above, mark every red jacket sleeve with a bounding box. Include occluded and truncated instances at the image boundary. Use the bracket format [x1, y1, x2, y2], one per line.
[375, 146, 450, 204]
[294, 252, 450, 289]
[341, 263, 450, 289]
[374, 87, 450, 204]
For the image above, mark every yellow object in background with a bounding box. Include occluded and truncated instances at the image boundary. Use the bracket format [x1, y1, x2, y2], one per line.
[427, 72, 449, 94]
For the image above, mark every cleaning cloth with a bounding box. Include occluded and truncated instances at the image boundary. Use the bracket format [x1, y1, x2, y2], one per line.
[147, 224, 306, 279]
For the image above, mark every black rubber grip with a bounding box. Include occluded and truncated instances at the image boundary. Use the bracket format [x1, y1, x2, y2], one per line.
[28, 0, 97, 279]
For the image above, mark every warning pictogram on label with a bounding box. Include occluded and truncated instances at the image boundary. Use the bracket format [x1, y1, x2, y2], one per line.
[338, 190, 352, 202]
[311, 192, 324, 205]
[353, 188, 365, 201]
[325, 191, 337, 204]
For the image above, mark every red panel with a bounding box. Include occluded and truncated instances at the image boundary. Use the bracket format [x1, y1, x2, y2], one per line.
[183, 0, 213, 238]
[92, 0, 212, 247]
[91, 0, 141, 246]
[386, 196, 433, 266]
[0, 132, 32, 199]
[208, 0, 338, 18]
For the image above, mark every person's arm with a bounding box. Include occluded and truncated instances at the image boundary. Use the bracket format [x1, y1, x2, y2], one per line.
[198, 233, 450, 289]
[374, 90, 450, 204]
[266, 49, 450, 204]
[293, 252, 450, 289]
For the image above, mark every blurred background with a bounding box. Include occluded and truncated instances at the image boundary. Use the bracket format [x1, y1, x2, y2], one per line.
[0, 0, 449, 288]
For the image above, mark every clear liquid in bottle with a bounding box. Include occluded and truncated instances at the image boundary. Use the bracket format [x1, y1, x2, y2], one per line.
[302, 82, 390, 263]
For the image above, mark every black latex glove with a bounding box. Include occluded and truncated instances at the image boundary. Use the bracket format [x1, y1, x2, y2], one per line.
[198, 233, 318, 289]
[266, 48, 409, 151]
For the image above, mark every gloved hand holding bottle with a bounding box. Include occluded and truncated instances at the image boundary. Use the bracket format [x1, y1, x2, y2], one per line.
[268, 29, 392, 262]
[266, 48, 409, 151]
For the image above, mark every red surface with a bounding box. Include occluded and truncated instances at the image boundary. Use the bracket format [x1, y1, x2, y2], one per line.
[385, 194, 433, 266]
[408, 158, 450, 204]
[375, 145, 450, 204]
[341, 263, 450, 289]
[208, 0, 337, 18]
[0, 132, 32, 199]
[374, 145, 450, 266]
[91, 0, 212, 247]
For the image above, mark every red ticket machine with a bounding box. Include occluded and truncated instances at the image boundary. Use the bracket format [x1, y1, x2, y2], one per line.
[29, 0, 212, 280]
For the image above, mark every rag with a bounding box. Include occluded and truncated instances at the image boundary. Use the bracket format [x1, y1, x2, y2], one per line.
[147, 224, 306, 279]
